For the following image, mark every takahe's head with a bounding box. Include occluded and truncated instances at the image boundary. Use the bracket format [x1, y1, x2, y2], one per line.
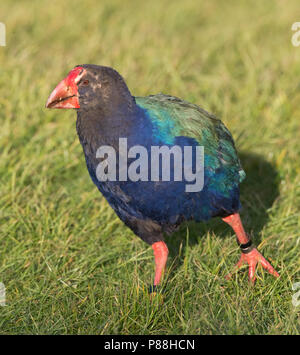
[46, 65, 133, 112]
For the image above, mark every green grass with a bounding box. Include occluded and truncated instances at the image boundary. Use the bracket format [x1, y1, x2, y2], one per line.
[0, 0, 299, 334]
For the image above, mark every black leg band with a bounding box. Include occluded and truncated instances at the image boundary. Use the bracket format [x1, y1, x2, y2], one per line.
[149, 285, 157, 294]
[239, 239, 255, 254]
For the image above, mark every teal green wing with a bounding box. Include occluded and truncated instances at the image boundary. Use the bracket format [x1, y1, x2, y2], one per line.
[135, 94, 245, 185]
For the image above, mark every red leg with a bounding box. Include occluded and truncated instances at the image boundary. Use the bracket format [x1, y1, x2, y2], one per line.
[152, 241, 169, 286]
[222, 213, 279, 283]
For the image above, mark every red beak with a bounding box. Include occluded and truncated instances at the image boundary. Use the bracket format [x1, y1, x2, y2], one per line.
[46, 67, 84, 109]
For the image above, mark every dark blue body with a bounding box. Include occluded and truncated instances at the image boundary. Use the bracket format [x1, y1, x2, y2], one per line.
[80, 103, 241, 244]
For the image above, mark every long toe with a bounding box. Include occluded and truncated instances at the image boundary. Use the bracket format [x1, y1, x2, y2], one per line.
[225, 255, 245, 280]
[244, 248, 279, 283]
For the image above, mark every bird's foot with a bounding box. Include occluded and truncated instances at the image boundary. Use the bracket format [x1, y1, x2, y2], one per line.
[148, 285, 164, 304]
[226, 248, 279, 283]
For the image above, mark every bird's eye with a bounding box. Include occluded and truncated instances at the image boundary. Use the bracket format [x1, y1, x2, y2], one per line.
[82, 79, 89, 86]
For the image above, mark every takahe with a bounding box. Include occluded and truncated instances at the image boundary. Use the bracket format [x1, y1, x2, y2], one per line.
[46, 65, 279, 291]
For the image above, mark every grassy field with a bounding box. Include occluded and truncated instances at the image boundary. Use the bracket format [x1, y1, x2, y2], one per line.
[0, 0, 299, 334]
